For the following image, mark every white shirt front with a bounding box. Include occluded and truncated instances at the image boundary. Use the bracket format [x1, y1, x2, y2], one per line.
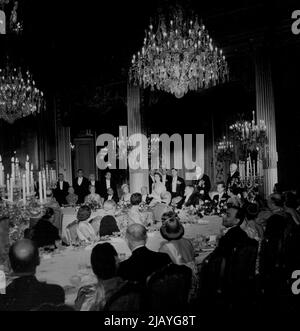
[59, 181, 63, 190]
[172, 176, 177, 193]
[106, 179, 111, 189]
[78, 177, 83, 186]
[91, 180, 95, 186]
[184, 193, 192, 204]
[107, 195, 113, 200]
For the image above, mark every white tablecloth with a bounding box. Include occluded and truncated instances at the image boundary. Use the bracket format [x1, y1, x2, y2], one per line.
[36, 216, 223, 306]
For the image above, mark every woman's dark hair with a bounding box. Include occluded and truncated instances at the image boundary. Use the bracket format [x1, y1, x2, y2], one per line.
[91, 243, 118, 280]
[154, 172, 163, 182]
[130, 193, 142, 206]
[284, 191, 298, 209]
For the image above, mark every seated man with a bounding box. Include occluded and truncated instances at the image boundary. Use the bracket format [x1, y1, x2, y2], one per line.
[177, 185, 201, 209]
[117, 224, 172, 283]
[105, 188, 119, 204]
[213, 181, 229, 207]
[4, 239, 65, 311]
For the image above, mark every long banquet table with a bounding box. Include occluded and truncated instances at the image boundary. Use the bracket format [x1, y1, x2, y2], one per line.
[36, 215, 223, 306]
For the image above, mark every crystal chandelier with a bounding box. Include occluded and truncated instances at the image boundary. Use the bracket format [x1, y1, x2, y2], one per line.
[0, 65, 44, 124]
[129, 9, 229, 98]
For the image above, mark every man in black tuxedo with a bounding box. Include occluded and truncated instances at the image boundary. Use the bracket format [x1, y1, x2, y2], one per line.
[88, 173, 101, 195]
[212, 181, 229, 207]
[168, 168, 185, 198]
[3, 239, 65, 311]
[118, 224, 172, 283]
[161, 168, 172, 192]
[177, 185, 201, 209]
[100, 171, 118, 201]
[73, 169, 89, 204]
[53, 173, 69, 206]
[193, 166, 211, 200]
[226, 163, 240, 190]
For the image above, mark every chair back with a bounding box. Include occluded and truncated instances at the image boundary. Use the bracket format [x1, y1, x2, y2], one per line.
[146, 263, 192, 312]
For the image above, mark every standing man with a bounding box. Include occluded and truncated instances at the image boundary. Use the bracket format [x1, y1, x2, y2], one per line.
[53, 173, 69, 206]
[88, 174, 101, 195]
[149, 169, 155, 194]
[100, 171, 118, 201]
[170, 168, 185, 198]
[73, 169, 89, 204]
[161, 168, 172, 192]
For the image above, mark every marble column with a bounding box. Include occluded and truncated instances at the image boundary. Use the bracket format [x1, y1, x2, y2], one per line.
[255, 50, 278, 196]
[127, 85, 149, 193]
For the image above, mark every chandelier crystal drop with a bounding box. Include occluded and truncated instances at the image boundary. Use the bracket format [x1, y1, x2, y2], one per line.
[0, 65, 44, 124]
[129, 10, 229, 98]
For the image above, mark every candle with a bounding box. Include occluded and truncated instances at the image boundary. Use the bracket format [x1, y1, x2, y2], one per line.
[22, 174, 26, 205]
[25, 156, 30, 195]
[39, 171, 43, 204]
[6, 174, 9, 198]
[30, 164, 34, 194]
[42, 173, 47, 202]
[46, 165, 49, 187]
[11, 157, 15, 183]
[10, 176, 13, 202]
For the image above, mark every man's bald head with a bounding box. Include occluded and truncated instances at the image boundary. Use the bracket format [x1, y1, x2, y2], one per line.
[125, 224, 147, 251]
[9, 239, 40, 274]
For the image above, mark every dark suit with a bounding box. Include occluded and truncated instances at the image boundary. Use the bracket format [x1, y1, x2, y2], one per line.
[73, 177, 89, 204]
[100, 178, 118, 201]
[193, 174, 211, 195]
[162, 174, 172, 192]
[168, 176, 185, 198]
[89, 180, 101, 195]
[226, 171, 240, 190]
[212, 193, 229, 206]
[53, 181, 69, 206]
[149, 175, 155, 194]
[177, 192, 201, 209]
[118, 246, 172, 283]
[3, 275, 65, 311]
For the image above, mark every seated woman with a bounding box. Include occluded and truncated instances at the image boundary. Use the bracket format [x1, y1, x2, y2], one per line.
[152, 191, 173, 223]
[127, 193, 148, 226]
[75, 243, 125, 311]
[66, 186, 78, 206]
[85, 185, 102, 207]
[141, 186, 152, 204]
[76, 205, 97, 243]
[120, 184, 131, 204]
[31, 207, 60, 248]
[99, 201, 120, 236]
[149, 172, 167, 207]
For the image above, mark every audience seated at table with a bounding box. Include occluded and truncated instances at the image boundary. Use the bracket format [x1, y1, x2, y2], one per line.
[117, 224, 172, 283]
[176, 185, 201, 209]
[120, 184, 131, 204]
[84, 185, 102, 206]
[30, 207, 61, 249]
[212, 181, 229, 207]
[44, 189, 62, 232]
[76, 205, 97, 243]
[127, 193, 148, 226]
[65, 186, 78, 206]
[75, 243, 125, 311]
[99, 201, 120, 237]
[3, 239, 65, 311]
[151, 191, 172, 222]
[141, 186, 152, 204]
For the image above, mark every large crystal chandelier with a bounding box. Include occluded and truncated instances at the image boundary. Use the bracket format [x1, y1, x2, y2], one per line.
[0, 65, 44, 124]
[129, 9, 229, 98]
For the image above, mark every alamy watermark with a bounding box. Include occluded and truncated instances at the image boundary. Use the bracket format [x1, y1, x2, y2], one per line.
[291, 10, 300, 35]
[96, 126, 204, 178]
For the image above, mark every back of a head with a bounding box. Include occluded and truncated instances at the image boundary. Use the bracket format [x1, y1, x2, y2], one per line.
[91, 243, 118, 280]
[104, 200, 117, 212]
[9, 239, 39, 274]
[130, 193, 142, 206]
[269, 193, 284, 208]
[99, 215, 119, 237]
[245, 203, 260, 221]
[42, 207, 54, 220]
[126, 223, 147, 245]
